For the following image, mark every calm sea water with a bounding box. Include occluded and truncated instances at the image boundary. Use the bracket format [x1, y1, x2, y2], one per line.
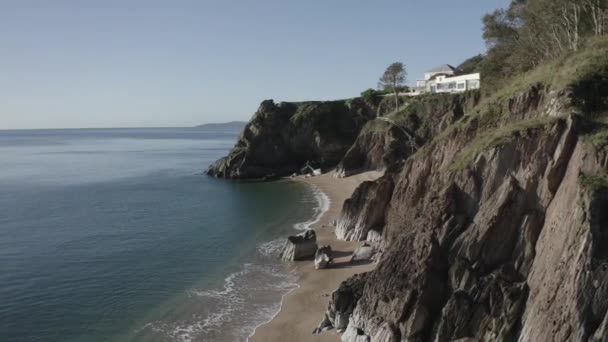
[0, 128, 326, 342]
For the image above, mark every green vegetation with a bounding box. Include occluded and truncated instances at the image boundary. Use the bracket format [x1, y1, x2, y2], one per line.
[356, 1, 608, 174]
[288, 100, 349, 125]
[457, 54, 484, 74]
[432, 35, 608, 141]
[360, 88, 381, 103]
[580, 172, 608, 192]
[588, 127, 608, 148]
[361, 100, 420, 134]
[437, 35, 608, 171]
[378, 62, 407, 112]
[450, 116, 557, 170]
[478, 0, 608, 93]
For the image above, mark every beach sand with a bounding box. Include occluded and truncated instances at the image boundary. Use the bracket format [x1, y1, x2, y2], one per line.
[249, 170, 383, 342]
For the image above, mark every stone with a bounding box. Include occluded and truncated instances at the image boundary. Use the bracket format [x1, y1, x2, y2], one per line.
[350, 243, 374, 262]
[314, 245, 333, 269]
[366, 230, 382, 243]
[335, 177, 394, 241]
[280, 230, 318, 261]
[314, 273, 367, 334]
[313, 315, 332, 334]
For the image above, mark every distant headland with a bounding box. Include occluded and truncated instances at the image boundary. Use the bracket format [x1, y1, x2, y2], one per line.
[195, 121, 247, 130]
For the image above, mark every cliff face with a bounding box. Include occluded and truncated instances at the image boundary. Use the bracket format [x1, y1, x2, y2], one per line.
[206, 99, 376, 179]
[327, 38, 608, 342]
[335, 92, 480, 178]
[206, 36, 608, 342]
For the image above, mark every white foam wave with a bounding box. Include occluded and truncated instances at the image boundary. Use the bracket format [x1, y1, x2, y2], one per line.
[293, 184, 330, 231]
[257, 238, 285, 257]
[246, 282, 301, 342]
[255, 183, 329, 258]
[140, 183, 328, 342]
[145, 263, 298, 342]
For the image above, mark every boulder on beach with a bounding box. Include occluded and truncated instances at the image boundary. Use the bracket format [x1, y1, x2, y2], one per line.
[280, 229, 318, 261]
[350, 243, 374, 262]
[314, 245, 333, 269]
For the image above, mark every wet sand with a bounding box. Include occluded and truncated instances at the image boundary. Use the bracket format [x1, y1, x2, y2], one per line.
[249, 171, 383, 342]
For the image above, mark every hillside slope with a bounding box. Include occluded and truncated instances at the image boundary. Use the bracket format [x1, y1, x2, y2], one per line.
[326, 37, 608, 342]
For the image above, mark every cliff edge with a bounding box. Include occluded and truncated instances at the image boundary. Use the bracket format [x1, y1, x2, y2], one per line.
[325, 37, 608, 342]
[206, 98, 376, 179]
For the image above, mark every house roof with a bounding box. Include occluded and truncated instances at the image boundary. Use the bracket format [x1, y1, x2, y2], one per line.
[426, 64, 460, 74]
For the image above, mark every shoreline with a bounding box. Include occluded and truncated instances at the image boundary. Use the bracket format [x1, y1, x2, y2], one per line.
[249, 170, 382, 342]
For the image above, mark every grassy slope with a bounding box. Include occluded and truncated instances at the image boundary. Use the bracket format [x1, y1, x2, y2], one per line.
[411, 36, 608, 171]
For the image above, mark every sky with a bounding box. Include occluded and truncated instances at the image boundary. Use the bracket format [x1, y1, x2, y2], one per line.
[0, 0, 511, 129]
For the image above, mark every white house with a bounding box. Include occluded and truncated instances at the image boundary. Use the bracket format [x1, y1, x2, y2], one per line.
[410, 64, 480, 96]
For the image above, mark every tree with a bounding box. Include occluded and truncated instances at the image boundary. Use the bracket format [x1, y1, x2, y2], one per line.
[458, 54, 485, 74]
[360, 88, 381, 104]
[584, 0, 607, 36]
[477, 0, 608, 93]
[378, 62, 407, 112]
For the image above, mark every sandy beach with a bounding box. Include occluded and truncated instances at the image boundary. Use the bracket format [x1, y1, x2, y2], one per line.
[249, 170, 382, 342]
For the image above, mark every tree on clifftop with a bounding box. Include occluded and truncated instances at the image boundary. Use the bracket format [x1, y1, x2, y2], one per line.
[378, 62, 407, 112]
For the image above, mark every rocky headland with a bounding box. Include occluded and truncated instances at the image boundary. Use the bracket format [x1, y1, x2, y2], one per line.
[208, 37, 608, 342]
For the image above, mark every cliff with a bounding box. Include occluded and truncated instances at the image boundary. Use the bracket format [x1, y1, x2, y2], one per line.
[207, 35, 608, 342]
[206, 98, 376, 179]
[326, 37, 608, 341]
[335, 92, 481, 177]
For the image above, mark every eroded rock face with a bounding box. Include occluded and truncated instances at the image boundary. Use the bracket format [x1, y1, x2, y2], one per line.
[323, 81, 608, 341]
[206, 99, 376, 179]
[280, 230, 318, 261]
[335, 92, 480, 177]
[335, 176, 394, 241]
[315, 273, 368, 333]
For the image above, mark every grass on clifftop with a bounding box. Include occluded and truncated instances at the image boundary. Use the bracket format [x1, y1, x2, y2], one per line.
[449, 116, 558, 171]
[455, 36, 608, 132]
[415, 36, 608, 170]
[361, 102, 416, 134]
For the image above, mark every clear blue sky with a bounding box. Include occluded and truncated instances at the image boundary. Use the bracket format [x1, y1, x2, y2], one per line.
[0, 0, 510, 129]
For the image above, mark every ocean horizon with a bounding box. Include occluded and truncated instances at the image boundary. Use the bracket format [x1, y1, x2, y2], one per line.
[0, 127, 326, 342]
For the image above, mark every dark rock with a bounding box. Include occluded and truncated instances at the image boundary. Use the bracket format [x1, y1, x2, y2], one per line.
[314, 273, 368, 334]
[335, 92, 480, 177]
[314, 245, 333, 269]
[280, 230, 318, 261]
[322, 73, 608, 341]
[335, 176, 394, 241]
[206, 99, 376, 179]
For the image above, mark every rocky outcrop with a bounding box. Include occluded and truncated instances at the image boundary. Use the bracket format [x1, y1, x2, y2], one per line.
[315, 273, 368, 334]
[280, 230, 318, 261]
[336, 116, 604, 342]
[203, 36, 608, 342]
[206, 99, 376, 179]
[315, 245, 334, 269]
[335, 176, 394, 241]
[335, 92, 480, 177]
[321, 38, 608, 342]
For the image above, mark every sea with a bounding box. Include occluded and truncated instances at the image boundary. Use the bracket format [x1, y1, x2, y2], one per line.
[0, 127, 329, 342]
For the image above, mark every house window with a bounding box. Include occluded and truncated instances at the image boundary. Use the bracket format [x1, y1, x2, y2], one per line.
[467, 80, 480, 89]
[457, 83, 465, 89]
